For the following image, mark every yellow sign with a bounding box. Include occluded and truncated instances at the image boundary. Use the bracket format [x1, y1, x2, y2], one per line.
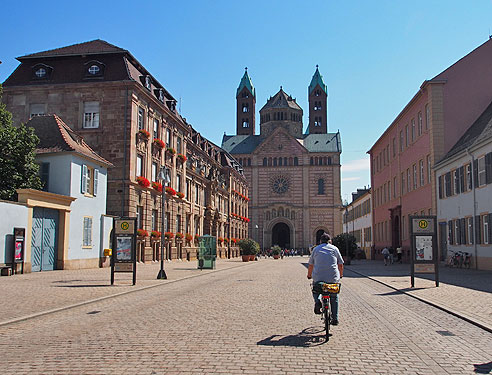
[115, 219, 135, 234]
[418, 220, 428, 229]
[104, 248, 112, 257]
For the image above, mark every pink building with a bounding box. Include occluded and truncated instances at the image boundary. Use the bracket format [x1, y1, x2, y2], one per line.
[368, 38, 492, 261]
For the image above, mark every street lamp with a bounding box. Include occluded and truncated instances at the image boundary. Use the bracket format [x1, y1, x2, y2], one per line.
[157, 167, 170, 280]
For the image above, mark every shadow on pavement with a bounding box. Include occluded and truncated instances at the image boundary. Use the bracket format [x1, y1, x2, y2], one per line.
[53, 284, 111, 288]
[257, 327, 328, 347]
[474, 361, 492, 374]
[375, 287, 428, 296]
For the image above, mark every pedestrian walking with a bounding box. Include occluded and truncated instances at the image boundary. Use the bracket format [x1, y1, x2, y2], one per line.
[389, 247, 394, 264]
[397, 247, 402, 263]
[382, 247, 390, 266]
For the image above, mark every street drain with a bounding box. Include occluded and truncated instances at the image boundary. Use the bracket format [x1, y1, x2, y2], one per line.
[87, 310, 101, 315]
[436, 330, 455, 336]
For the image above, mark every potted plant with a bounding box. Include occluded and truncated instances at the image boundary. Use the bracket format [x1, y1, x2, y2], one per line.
[152, 181, 163, 193]
[165, 186, 177, 196]
[185, 233, 193, 244]
[164, 232, 174, 241]
[151, 231, 161, 239]
[271, 245, 281, 259]
[137, 229, 149, 238]
[175, 232, 184, 240]
[218, 237, 224, 245]
[136, 176, 150, 188]
[177, 153, 187, 163]
[153, 138, 165, 148]
[166, 147, 176, 156]
[238, 238, 259, 262]
[176, 191, 185, 199]
[138, 129, 150, 139]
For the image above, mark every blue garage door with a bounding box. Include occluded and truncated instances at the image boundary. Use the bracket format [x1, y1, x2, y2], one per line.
[31, 208, 58, 272]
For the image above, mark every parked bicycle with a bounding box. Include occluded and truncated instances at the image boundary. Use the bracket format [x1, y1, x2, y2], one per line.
[446, 250, 472, 268]
[311, 282, 341, 341]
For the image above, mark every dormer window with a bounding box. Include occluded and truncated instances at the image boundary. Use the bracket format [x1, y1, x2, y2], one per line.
[35, 68, 46, 78]
[32, 64, 53, 80]
[145, 76, 152, 90]
[158, 89, 164, 102]
[88, 65, 100, 75]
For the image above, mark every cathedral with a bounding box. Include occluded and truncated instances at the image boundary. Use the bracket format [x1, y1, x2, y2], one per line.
[221, 67, 342, 251]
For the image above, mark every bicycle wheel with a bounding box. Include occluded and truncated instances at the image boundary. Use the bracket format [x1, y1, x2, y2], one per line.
[323, 297, 330, 341]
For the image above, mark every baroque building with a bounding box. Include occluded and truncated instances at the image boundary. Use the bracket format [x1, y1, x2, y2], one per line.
[2, 39, 248, 266]
[222, 67, 342, 251]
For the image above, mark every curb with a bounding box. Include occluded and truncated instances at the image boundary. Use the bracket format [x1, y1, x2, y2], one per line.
[345, 267, 492, 334]
[0, 262, 252, 328]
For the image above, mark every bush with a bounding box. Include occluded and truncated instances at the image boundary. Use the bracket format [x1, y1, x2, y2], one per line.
[271, 245, 281, 256]
[238, 238, 259, 256]
[332, 233, 357, 259]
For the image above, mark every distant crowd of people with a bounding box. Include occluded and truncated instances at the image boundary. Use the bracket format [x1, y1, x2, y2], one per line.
[381, 246, 402, 265]
[258, 248, 306, 258]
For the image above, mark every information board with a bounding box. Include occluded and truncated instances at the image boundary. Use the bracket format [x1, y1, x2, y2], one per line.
[409, 216, 439, 286]
[111, 217, 137, 285]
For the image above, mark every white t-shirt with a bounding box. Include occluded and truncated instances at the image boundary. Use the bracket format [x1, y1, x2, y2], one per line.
[308, 243, 344, 283]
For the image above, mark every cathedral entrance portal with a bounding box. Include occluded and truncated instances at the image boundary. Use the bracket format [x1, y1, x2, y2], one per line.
[272, 222, 290, 249]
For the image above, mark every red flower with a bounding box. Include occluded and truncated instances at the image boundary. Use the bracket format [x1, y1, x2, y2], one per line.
[164, 232, 174, 239]
[166, 147, 176, 155]
[137, 229, 149, 237]
[176, 232, 184, 239]
[153, 138, 165, 148]
[185, 233, 193, 243]
[136, 176, 150, 188]
[177, 153, 187, 162]
[165, 187, 177, 196]
[138, 129, 150, 139]
[177, 192, 185, 199]
[151, 231, 161, 238]
[218, 237, 224, 243]
[152, 181, 163, 192]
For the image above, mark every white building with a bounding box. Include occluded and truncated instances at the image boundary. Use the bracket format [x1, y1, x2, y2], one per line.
[342, 188, 372, 259]
[435, 101, 492, 270]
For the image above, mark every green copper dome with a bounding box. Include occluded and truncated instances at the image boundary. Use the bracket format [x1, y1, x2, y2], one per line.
[236, 68, 256, 97]
[308, 66, 328, 95]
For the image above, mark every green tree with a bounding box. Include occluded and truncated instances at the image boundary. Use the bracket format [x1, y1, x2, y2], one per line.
[238, 238, 260, 255]
[0, 85, 42, 201]
[332, 233, 357, 260]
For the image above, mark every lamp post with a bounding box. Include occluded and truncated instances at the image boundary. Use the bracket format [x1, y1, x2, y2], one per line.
[157, 167, 170, 280]
[345, 205, 349, 262]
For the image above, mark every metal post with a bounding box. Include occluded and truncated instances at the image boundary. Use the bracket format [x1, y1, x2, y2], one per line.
[157, 168, 170, 280]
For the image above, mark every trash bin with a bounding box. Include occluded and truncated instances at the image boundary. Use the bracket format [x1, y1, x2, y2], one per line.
[197, 235, 216, 269]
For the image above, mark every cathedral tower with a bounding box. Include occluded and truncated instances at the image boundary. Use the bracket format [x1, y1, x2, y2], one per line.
[236, 68, 256, 135]
[308, 66, 328, 134]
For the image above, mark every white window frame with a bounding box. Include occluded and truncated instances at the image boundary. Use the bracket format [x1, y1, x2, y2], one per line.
[83, 101, 100, 129]
[153, 119, 159, 139]
[419, 160, 424, 186]
[152, 162, 157, 182]
[81, 164, 98, 196]
[483, 215, 489, 244]
[466, 163, 472, 190]
[136, 155, 143, 177]
[478, 156, 486, 186]
[83, 217, 93, 247]
[138, 107, 145, 130]
[467, 217, 473, 245]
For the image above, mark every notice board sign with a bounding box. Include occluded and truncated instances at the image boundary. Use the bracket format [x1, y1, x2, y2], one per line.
[410, 216, 439, 287]
[111, 217, 137, 285]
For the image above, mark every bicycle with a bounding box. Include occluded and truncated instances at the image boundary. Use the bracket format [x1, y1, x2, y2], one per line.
[312, 282, 341, 341]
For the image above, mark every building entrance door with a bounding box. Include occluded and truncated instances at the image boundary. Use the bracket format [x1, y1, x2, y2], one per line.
[315, 229, 325, 245]
[31, 207, 58, 272]
[272, 222, 290, 248]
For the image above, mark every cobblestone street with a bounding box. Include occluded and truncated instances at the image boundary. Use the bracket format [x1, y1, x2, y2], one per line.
[1, 257, 491, 374]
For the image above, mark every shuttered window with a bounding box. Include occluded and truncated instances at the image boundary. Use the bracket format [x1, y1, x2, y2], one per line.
[83, 217, 93, 247]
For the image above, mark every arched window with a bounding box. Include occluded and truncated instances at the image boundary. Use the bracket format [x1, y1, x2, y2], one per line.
[248, 158, 251, 166]
[272, 209, 277, 218]
[273, 158, 277, 166]
[263, 158, 267, 166]
[278, 158, 282, 166]
[279, 207, 284, 217]
[310, 157, 314, 166]
[289, 157, 293, 166]
[266, 211, 270, 221]
[315, 157, 318, 165]
[242, 104, 249, 113]
[327, 157, 332, 165]
[294, 157, 298, 166]
[284, 157, 287, 166]
[286, 208, 290, 218]
[268, 157, 272, 166]
[291, 211, 295, 219]
[242, 120, 249, 128]
[318, 179, 325, 195]
[323, 157, 327, 165]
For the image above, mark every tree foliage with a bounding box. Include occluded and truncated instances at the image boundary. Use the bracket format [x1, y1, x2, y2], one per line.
[332, 233, 357, 259]
[238, 238, 260, 255]
[0, 85, 43, 201]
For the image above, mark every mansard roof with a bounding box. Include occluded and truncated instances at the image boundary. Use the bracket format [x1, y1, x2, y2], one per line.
[236, 69, 255, 97]
[260, 88, 302, 111]
[27, 115, 112, 167]
[18, 39, 127, 60]
[308, 66, 328, 95]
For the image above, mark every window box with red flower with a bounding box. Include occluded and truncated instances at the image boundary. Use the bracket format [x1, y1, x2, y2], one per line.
[185, 233, 193, 244]
[218, 237, 224, 244]
[153, 138, 165, 149]
[194, 235, 200, 243]
[151, 231, 161, 239]
[152, 181, 163, 192]
[176, 191, 184, 199]
[175, 232, 184, 240]
[165, 187, 177, 196]
[177, 154, 187, 163]
[137, 229, 149, 237]
[136, 176, 150, 188]
[138, 129, 150, 139]
[230, 238, 237, 245]
[164, 232, 174, 239]
[166, 147, 176, 156]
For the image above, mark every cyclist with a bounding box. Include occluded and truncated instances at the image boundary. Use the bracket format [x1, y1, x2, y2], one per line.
[307, 233, 344, 325]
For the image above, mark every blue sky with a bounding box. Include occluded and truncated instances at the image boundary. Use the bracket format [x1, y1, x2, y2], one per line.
[2, 0, 492, 202]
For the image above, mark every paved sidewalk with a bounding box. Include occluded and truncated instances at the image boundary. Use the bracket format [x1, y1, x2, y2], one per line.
[0, 258, 252, 325]
[345, 259, 492, 332]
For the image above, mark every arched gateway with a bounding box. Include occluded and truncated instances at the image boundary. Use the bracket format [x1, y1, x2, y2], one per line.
[272, 222, 290, 248]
